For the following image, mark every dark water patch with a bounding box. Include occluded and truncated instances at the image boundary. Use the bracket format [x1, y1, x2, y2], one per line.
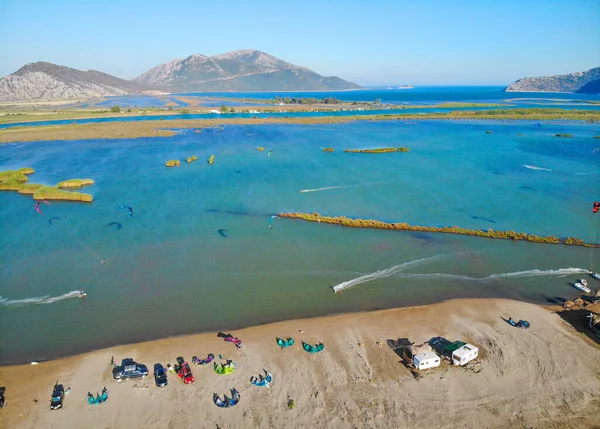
[409, 232, 437, 241]
[204, 208, 272, 218]
[472, 216, 496, 224]
[108, 222, 122, 230]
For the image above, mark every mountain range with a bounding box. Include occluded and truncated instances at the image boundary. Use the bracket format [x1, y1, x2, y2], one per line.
[0, 50, 361, 102]
[504, 67, 600, 94]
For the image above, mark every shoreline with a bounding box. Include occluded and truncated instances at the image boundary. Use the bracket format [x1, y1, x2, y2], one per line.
[0, 291, 534, 366]
[1, 109, 599, 143]
[0, 293, 592, 366]
[1, 297, 598, 428]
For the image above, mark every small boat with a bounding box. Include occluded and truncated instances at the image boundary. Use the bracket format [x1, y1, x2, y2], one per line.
[574, 282, 592, 294]
[589, 271, 600, 281]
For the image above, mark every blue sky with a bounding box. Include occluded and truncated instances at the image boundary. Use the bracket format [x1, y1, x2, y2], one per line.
[0, 0, 599, 85]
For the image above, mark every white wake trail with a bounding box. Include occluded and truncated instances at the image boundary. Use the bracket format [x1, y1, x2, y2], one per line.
[523, 164, 553, 172]
[299, 181, 390, 194]
[0, 290, 84, 307]
[393, 267, 589, 282]
[332, 254, 447, 293]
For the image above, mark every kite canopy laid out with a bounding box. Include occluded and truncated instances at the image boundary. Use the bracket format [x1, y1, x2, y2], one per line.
[302, 341, 324, 353]
[117, 205, 133, 218]
[224, 335, 242, 349]
[218, 229, 228, 238]
[276, 337, 295, 348]
[192, 353, 214, 365]
[213, 392, 230, 408]
[87, 387, 108, 405]
[35, 200, 50, 214]
[594, 202, 600, 213]
[48, 216, 60, 225]
[268, 215, 279, 229]
[228, 388, 240, 406]
[214, 361, 236, 375]
[267, 150, 273, 158]
[108, 221, 122, 230]
[250, 370, 273, 387]
[213, 389, 240, 408]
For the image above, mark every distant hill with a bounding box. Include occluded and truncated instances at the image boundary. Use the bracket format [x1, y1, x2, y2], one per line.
[504, 67, 600, 93]
[0, 62, 155, 102]
[577, 78, 600, 95]
[134, 50, 362, 92]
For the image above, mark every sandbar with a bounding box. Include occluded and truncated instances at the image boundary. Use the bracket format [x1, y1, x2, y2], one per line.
[0, 298, 598, 428]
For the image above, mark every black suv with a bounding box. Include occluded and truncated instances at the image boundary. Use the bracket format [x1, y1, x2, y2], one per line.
[112, 358, 149, 380]
[153, 363, 168, 387]
[50, 383, 64, 410]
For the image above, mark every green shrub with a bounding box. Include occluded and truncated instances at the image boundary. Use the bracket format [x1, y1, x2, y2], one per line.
[33, 186, 93, 202]
[57, 178, 95, 188]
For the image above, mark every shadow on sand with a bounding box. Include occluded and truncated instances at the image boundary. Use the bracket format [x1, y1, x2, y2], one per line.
[555, 309, 600, 345]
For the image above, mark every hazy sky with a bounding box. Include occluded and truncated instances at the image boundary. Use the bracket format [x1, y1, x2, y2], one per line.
[1, 0, 599, 85]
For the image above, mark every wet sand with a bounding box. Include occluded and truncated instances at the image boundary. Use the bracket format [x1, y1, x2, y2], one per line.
[1, 298, 598, 429]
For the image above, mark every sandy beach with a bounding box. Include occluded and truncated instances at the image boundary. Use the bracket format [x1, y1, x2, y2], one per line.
[1, 298, 598, 429]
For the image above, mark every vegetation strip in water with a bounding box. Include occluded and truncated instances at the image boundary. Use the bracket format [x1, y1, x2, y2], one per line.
[0, 168, 93, 202]
[278, 212, 600, 248]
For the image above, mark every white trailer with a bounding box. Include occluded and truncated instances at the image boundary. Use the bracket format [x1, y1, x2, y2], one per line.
[451, 344, 479, 366]
[412, 351, 441, 370]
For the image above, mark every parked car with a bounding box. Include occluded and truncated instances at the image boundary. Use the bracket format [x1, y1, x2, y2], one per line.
[50, 382, 64, 410]
[153, 363, 168, 387]
[175, 358, 194, 384]
[112, 358, 149, 380]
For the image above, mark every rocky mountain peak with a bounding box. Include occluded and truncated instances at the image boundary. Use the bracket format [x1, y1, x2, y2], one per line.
[505, 67, 600, 93]
[0, 62, 154, 102]
[134, 49, 360, 92]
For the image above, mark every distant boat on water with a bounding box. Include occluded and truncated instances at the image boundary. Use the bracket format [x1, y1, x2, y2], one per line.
[397, 85, 414, 90]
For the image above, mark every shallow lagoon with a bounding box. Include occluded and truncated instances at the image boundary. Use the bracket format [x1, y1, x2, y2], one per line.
[0, 119, 599, 363]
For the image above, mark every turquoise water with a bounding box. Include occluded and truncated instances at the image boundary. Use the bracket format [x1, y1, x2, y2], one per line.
[1, 119, 599, 364]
